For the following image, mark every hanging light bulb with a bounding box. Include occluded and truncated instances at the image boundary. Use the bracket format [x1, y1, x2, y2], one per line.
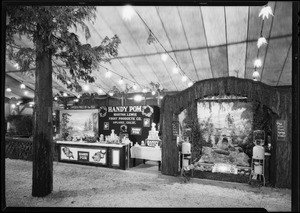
[20, 83, 26, 89]
[83, 85, 90, 91]
[182, 75, 187, 82]
[98, 88, 103, 94]
[252, 71, 260, 81]
[6, 88, 12, 92]
[63, 92, 68, 97]
[151, 90, 156, 95]
[122, 5, 136, 21]
[77, 94, 81, 98]
[258, 5, 274, 20]
[108, 91, 114, 96]
[254, 59, 262, 68]
[24, 91, 28, 96]
[142, 88, 147, 93]
[105, 70, 111, 78]
[11, 104, 16, 109]
[188, 82, 193, 87]
[257, 36, 268, 48]
[172, 67, 179, 74]
[134, 94, 143, 102]
[161, 53, 168, 61]
[119, 78, 124, 85]
[14, 63, 20, 70]
[74, 98, 79, 102]
[54, 96, 58, 101]
[133, 84, 138, 90]
[159, 96, 163, 99]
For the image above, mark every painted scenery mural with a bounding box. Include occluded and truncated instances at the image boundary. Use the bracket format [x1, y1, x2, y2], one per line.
[196, 100, 253, 167]
[60, 109, 99, 141]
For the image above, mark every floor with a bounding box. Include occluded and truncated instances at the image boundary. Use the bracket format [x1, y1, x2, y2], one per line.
[4, 158, 292, 211]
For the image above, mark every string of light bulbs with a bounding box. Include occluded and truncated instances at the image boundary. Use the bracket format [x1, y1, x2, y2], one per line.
[253, 4, 274, 81]
[123, 5, 194, 87]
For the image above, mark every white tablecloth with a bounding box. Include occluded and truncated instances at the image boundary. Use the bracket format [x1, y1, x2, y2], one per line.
[130, 146, 162, 161]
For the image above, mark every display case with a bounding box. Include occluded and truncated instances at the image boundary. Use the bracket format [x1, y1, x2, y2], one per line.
[56, 141, 130, 170]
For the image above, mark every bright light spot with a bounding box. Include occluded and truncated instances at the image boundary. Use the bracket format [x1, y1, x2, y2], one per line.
[259, 5, 273, 20]
[172, 67, 179, 74]
[11, 104, 16, 109]
[54, 96, 58, 101]
[133, 84, 138, 90]
[77, 94, 81, 98]
[119, 78, 124, 85]
[66, 80, 71, 85]
[257, 37, 267, 48]
[182, 76, 187, 82]
[83, 85, 90, 91]
[14, 63, 20, 70]
[24, 91, 28, 96]
[122, 5, 136, 21]
[74, 98, 79, 102]
[63, 92, 68, 97]
[16, 102, 21, 106]
[142, 88, 147, 93]
[188, 82, 193, 87]
[98, 89, 103, 94]
[151, 90, 156, 95]
[20, 83, 26, 89]
[6, 88, 12, 92]
[134, 95, 143, 102]
[105, 71, 111, 78]
[159, 96, 163, 99]
[254, 59, 262, 68]
[108, 91, 114, 96]
[161, 53, 168, 61]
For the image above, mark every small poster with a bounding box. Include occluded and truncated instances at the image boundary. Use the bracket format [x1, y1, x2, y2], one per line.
[131, 127, 142, 135]
[143, 118, 150, 127]
[78, 151, 89, 162]
[104, 122, 109, 130]
[172, 121, 179, 136]
[276, 120, 286, 141]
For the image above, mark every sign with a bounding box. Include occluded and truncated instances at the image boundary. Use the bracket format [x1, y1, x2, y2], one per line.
[99, 105, 160, 143]
[131, 127, 142, 135]
[146, 139, 160, 147]
[172, 121, 179, 136]
[78, 151, 89, 162]
[276, 120, 286, 141]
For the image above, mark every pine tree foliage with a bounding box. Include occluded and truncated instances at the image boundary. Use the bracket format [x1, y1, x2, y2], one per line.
[6, 6, 121, 92]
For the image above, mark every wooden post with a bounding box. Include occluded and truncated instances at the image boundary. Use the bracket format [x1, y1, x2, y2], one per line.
[32, 24, 53, 197]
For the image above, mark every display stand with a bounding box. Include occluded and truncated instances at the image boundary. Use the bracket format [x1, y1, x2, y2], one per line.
[249, 158, 265, 186]
[180, 152, 192, 176]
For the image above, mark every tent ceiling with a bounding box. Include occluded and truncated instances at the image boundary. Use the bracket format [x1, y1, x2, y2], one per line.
[5, 2, 293, 101]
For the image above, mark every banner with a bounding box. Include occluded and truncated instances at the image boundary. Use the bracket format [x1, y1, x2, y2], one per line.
[99, 105, 160, 143]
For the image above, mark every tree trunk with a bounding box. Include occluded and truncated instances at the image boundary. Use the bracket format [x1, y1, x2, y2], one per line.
[32, 28, 53, 197]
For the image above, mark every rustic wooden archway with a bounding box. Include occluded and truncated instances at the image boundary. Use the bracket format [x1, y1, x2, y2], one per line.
[160, 77, 291, 188]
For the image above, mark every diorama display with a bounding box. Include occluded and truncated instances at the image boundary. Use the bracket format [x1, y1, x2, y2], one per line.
[178, 97, 257, 176]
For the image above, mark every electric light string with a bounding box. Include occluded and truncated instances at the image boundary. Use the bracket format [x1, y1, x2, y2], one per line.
[253, 4, 274, 81]
[133, 8, 194, 85]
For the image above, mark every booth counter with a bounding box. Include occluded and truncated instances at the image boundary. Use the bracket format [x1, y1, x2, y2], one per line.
[56, 141, 130, 170]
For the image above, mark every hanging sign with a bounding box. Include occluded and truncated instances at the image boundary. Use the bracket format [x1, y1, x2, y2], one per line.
[99, 105, 160, 143]
[172, 121, 179, 136]
[276, 120, 286, 141]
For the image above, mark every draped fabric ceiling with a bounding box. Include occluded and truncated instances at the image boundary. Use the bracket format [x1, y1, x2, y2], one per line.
[5, 2, 293, 102]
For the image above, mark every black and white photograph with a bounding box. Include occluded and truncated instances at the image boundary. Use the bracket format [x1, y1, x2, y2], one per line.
[2, 0, 298, 211]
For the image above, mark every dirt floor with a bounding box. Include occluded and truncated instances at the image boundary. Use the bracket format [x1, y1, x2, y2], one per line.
[4, 158, 291, 211]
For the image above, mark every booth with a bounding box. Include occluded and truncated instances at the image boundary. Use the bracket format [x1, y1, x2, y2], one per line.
[57, 141, 130, 170]
[55, 105, 161, 171]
